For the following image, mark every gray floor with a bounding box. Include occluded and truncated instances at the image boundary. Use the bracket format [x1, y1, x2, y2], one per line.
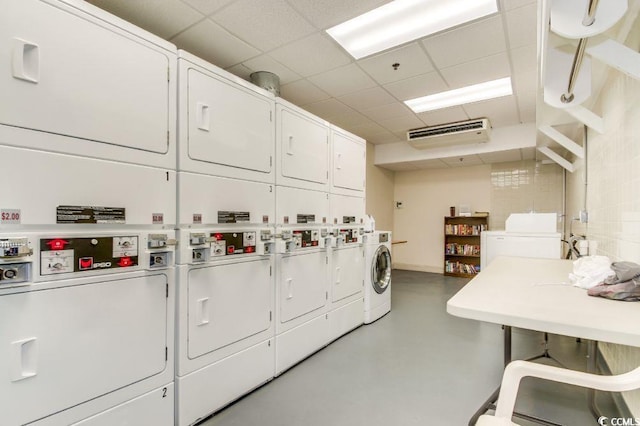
[200, 270, 620, 426]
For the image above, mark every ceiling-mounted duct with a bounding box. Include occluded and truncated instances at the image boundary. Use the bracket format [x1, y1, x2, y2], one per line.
[407, 118, 491, 149]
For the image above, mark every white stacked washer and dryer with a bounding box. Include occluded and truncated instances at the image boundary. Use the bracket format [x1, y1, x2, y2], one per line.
[363, 231, 393, 324]
[273, 99, 331, 375]
[0, 1, 177, 424]
[175, 51, 277, 426]
[328, 127, 367, 341]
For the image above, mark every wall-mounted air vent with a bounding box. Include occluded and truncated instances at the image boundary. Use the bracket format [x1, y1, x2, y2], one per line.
[407, 118, 491, 149]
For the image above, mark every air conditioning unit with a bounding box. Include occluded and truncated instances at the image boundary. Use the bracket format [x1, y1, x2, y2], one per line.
[407, 118, 491, 149]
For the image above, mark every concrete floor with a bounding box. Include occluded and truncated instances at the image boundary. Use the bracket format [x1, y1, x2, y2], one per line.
[200, 270, 621, 426]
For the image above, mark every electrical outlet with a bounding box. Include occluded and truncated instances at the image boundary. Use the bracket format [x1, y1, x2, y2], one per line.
[579, 210, 588, 223]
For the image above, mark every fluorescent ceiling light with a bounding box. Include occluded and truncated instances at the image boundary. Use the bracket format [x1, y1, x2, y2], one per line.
[404, 77, 513, 113]
[326, 0, 498, 59]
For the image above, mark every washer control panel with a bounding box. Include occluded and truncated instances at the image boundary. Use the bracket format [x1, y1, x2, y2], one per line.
[40, 236, 139, 275]
[186, 229, 274, 263]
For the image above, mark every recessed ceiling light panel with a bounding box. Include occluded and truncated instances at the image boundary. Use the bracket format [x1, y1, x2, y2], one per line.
[326, 0, 498, 59]
[404, 77, 513, 113]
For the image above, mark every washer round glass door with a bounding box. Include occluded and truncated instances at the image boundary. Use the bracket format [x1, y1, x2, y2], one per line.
[372, 245, 392, 294]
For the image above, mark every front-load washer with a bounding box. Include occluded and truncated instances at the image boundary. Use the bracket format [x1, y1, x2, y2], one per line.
[364, 231, 392, 324]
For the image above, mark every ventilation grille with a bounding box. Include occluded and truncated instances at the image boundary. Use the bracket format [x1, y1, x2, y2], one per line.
[408, 120, 486, 139]
[407, 118, 491, 149]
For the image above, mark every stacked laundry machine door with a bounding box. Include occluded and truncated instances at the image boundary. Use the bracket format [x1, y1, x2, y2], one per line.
[328, 126, 367, 342]
[274, 99, 332, 375]
[0, 1, 177, 424]
[175, 51, 276, 426]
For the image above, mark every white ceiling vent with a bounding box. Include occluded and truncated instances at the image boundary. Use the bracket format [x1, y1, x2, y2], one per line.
[407, 118, 491, 149]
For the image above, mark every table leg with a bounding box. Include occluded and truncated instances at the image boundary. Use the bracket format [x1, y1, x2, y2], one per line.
[587, 341, 602, 420]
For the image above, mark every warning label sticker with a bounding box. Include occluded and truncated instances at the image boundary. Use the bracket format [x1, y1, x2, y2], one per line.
[56, 206, 126, 224]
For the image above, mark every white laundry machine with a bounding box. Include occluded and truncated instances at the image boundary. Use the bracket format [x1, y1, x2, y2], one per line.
[274, 186, 331, 375]
[175, 226, 275, 426]
[177, 50, 275, 183]
[0, 229, 176, 425]
[363, 231, 392, 324]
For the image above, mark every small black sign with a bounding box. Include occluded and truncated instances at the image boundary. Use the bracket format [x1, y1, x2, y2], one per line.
[297, 214, 316, 224]
[56, 206, 126, 224]
[343, 216, 356, 224]
[218, 211, 250, 224]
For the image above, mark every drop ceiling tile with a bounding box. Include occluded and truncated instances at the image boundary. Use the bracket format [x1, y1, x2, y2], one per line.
[180, 0, 235, 15]
[441, 155, 483, 167]
[512, 69, 537, 95]
[289, 0, 390, 30]
[241, 55, 301, 84]
[478, 149, 523, 163]
[225, 63, 253, 81]
[171, 19, 260, 68]
[517, 94, 536, 123]
[367, 131, 403, 145]
[337, 87, 396, 111]
[270, 33, 352, 77]
[510, 44, 537, 75]
[505, 3, 537, 49]
[347, 121, 391, 139]
[303, 98, 359, 122]
[421, 15, 507, 69]
[417, 107, 470, 126]
[308, 64, 377, 97]
[378, 115, 425, 133]
[462, 96, 520, 128]
[440, 52, 510, 88]
[330, 110, 371, 129]
[279, 79, 331, 106]
[383, 72, 449, 101]
[212, 0, 316, 52]
[357, 43, 434, 85]
[87, 0, 205, 39]
[361, 102, 414, 122]
[500, 0, 536, 11]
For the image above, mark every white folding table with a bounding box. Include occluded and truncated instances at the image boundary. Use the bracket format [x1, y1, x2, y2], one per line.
[447, 256, 640, 425]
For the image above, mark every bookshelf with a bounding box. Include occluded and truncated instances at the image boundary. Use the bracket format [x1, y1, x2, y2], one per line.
[444, 215, 488, 278]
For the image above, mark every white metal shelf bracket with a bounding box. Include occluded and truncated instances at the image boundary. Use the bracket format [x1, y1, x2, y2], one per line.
[538, 125, 585, 158]
[565, 105, 604, 134]
[537, 146, 576, 173]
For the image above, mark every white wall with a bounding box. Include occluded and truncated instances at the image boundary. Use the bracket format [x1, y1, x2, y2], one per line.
[365, 142, 395, 231]
[393, 165, 492, 272]
[565, 51, 640, 414]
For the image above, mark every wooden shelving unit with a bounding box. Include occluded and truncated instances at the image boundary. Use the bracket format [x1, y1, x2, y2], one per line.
[444, 215, 488, 278]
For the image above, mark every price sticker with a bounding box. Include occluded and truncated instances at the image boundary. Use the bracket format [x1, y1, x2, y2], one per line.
[1, 209, 21, 224]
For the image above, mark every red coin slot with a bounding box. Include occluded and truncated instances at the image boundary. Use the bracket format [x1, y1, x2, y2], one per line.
[245, 246, 255, 253]
[227, 246, 235, 254]
[118, 257, 133, 267]
[214, 233, 224, 241]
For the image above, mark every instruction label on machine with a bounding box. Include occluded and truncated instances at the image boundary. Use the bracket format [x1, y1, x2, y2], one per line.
[218, 211, 250, 224]
[296, 214, 316, 224]
[56, 206, 126, 224]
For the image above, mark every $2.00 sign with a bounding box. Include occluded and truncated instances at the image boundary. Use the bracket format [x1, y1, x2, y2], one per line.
[1, 209, 21, 224]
